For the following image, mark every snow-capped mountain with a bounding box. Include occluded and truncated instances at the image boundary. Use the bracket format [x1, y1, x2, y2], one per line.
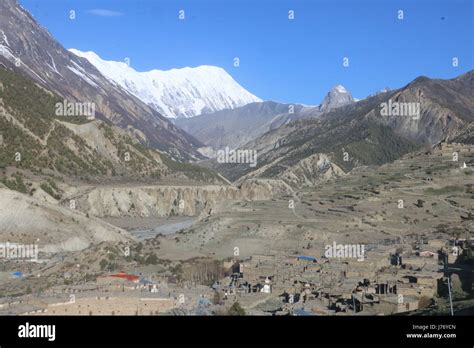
[318, 85, 355, 112]
[68, 49, 262, 119]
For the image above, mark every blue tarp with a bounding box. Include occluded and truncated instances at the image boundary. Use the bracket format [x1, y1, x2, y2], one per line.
[297, 256, 317, 262]
[11, 271, 24, 278]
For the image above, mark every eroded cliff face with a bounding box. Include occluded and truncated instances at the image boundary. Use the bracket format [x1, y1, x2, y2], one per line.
[279, 153, 346, 187]
[0, 188, 133, 253]
[70, 180, 294, 218]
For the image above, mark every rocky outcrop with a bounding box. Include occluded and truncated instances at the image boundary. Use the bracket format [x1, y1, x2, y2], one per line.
[239, 179, 295, 200]
[375, 85, 466, 144]
[318, 85, 355, 112]
[279, 153, 345, 187]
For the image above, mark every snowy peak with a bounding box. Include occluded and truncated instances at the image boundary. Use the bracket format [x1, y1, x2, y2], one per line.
[69, 49, 262, 118]
[332, 84, 348, 94]
[319, 84, 355, 112]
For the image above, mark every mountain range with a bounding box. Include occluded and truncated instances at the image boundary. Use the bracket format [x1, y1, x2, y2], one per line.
[0, 0, 203, 161]
[176, 84, 357, 152]
[207, 71, 474, 184]
[0, 0, 472, 191]
[68, 49, 262, 119]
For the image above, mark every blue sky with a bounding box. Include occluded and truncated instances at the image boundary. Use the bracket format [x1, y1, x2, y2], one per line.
[20, 0, 473, 104]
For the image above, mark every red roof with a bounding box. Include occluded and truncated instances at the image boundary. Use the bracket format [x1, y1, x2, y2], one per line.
[109, 272, 140, 281]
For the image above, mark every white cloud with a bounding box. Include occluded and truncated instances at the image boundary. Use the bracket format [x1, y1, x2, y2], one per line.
[87, 9, 124, 17]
